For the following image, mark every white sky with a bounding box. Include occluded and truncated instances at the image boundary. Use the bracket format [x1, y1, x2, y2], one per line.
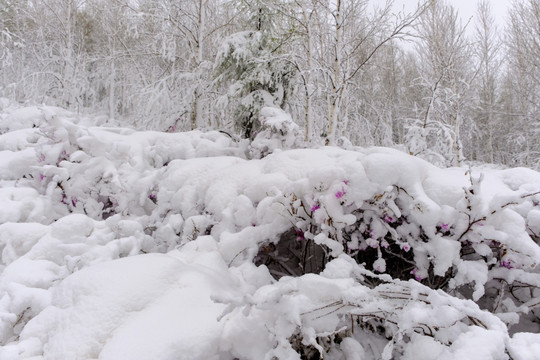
[369, 0, 512, 52]
[379, 0, 512, 31]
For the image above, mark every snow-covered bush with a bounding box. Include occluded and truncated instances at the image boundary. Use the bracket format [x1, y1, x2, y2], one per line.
[19, 107, 243, 222]
[222, 256, 511, 360]
[249, 106, 302, 158]
[405, 119, 464, 167]
[1, 104, 540, 359]
[255, 149, 540, 325]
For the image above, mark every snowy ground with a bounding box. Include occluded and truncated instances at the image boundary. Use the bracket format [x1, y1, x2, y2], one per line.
[0, 102, 539, 359]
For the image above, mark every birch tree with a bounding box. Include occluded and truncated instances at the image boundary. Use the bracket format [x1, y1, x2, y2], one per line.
[319, 0, 428, 145]
[406, 1, 474, 166]
[504, 0, 540, 168]
[473, 0, 500, 164]
[0, 0, 18, 99]
[273, 0, 321, 142]
[3, 0, 89, 107]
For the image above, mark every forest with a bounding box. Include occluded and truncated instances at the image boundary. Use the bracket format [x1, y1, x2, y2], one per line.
[1, 0, 540, 169]
[2, 1, 540, 359]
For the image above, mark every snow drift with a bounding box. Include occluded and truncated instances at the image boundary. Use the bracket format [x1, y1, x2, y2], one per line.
[0, 102, 539, 359]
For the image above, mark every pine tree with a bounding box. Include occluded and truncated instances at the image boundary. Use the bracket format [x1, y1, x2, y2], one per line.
[213, 0, 294, 138]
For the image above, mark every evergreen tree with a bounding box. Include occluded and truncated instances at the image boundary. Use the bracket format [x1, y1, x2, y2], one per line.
[213, 0, 294, 138]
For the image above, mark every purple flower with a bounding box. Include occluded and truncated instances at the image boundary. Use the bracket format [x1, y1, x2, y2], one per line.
[39, 174, 46, 182]
[383, 214, 393, 223]
[311, 203, 320, 212]
[71, 197, 78, 207]
[335, 190, 345, 199]
[295, 229, 305, 241]
[381, 240, 389, 249]
[403, 244, 410, 252]
[501, 260, 513, 269]
[441, 223, 449, 231]
[411, 268, 423, 281]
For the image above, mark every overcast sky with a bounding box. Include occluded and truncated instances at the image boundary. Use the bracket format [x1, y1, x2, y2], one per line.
[381, 0, 511, 30]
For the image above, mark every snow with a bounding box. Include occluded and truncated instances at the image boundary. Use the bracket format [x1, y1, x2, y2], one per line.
[15, 254, 230, 360]
[508, 332, 540, 360]
[0, 103, 540, 359]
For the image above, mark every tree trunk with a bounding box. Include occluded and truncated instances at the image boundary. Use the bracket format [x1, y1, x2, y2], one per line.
[327, 0, 342, 145]
[191, 0, 205, 130]
[109, 38, 116, 120]
[303, 10, 313, 142]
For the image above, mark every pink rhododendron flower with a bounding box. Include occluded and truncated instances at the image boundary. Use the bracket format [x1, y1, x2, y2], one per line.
[311, 203, 320, 212]
[383, 214, 393, 223]
[441, 223, 449, 231]
[335, 190, 344, 199]
[411, 268, 423, 281]
[403, 244, 410, 252]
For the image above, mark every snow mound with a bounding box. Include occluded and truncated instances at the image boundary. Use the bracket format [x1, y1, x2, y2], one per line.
[13, 254, 231, 360]
[1, 104, 540, 359]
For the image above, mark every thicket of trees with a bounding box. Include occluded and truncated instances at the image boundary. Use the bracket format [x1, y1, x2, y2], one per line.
[1, 0, 539, 169]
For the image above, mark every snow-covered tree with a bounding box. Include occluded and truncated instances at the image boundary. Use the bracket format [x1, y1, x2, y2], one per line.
[503, 0, 540, 169]
[471, 0, 501, 164]
[405, 1, 475, 167]
[213, 0, 295, 138]
[2, 0, 540, 170]
[319, 0, 428, 145]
